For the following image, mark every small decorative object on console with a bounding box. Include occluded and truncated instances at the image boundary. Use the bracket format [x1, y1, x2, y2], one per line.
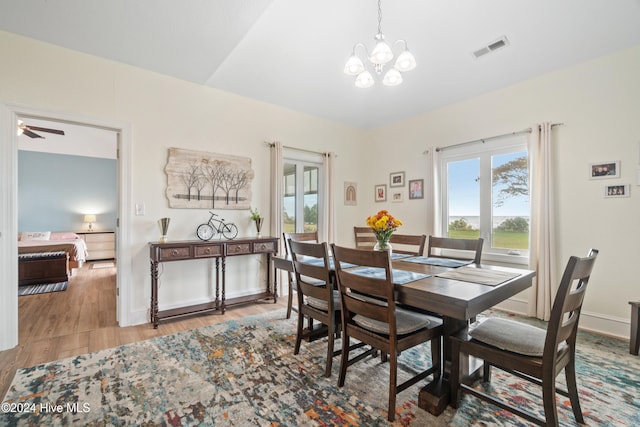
[158, 217, 170, 243]
[196, 211, 239, 241]
[366, 209, 403, 254]
[250, 207, 264, 237]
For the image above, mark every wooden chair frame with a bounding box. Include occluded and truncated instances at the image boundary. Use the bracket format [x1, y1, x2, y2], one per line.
[354, 226, 426, 256]
[282, 232, 318, 319]
[449, 249, 599, 426]
[427, 236, 483, 263]
[289, 239, 338, 377]
[332, 244, 443, 421]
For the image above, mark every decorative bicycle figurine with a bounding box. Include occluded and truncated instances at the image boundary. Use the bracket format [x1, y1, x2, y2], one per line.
[196, 212, 238, 241]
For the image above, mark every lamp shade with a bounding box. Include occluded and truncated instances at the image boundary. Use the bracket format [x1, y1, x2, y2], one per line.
[84, 214, 96, 223]
[394, 49, 416, 72]
[344, 55, 365, 75]
[355, 71, 375, 88]
[382, 68, 403, 86]
[370, 39, 393, 65]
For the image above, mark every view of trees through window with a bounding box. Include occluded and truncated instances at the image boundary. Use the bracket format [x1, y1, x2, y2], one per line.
[445, 143, 529, 254]
[283, 163, 319, 233]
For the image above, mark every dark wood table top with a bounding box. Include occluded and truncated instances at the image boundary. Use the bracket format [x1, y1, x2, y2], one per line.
[391, 258, 535, 321]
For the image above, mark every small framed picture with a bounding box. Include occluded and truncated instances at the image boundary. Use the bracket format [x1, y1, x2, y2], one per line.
[390, 171, 405, 187]
[604, 184, 629, 198]
[344, 181, 357, 206]
[408, 179, 424, 200]
[374, 184, 387, 202]
[590, 161, 620, 179]
[391, 191, 403, 202]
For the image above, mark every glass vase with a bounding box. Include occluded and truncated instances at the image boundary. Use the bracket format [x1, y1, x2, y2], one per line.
[373, 238, 392, 256]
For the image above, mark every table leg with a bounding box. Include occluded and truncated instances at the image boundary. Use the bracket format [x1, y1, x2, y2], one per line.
[630, 301, 640, 355]
[268, 254, 277, 304]
[215, 258, 220, 310]
[221, 256, 226, 314]
[418, 316, 473, 415]
[150, 260, 159, 329]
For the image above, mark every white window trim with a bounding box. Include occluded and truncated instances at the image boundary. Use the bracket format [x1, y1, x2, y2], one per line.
[440, 134, 529, 265]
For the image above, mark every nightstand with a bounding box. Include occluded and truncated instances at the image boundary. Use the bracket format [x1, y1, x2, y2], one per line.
[76, 231, 115, 261]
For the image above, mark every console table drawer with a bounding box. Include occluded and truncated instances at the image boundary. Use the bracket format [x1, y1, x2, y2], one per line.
[253, 241, 276, 253]
[226, 243, 251, 255]
[195, 244, 223, 258]
[158, 246, 191, 261]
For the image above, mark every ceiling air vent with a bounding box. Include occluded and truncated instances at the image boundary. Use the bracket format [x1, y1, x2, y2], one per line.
[472, 36, 510, 59]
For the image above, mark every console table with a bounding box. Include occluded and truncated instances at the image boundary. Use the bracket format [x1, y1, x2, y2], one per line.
[149, 236, 279, 328]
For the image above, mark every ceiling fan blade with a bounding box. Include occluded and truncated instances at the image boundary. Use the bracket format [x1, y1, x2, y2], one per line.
[26, 126, 65, 136]
[22, 129, 44, 138]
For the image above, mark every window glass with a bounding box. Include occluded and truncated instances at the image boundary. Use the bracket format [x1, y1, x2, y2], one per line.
[441, 136, 529, 260]
[283, 156, 322, 234]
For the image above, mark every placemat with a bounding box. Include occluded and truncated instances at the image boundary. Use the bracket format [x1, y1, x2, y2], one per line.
[435, 266, 520, 286]
[298, 256, 356, 270]
[401, 256, 473, 268]
[348, 267, 430, 285]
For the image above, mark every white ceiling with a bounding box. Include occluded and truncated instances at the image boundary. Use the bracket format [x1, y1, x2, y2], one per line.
[2, 0, 640, 129]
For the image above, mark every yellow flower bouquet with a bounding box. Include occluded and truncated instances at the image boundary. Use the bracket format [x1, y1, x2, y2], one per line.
[365, 209, 403, 251]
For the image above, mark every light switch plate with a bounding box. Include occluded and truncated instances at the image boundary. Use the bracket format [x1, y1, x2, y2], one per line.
[135, 203, 145, 216]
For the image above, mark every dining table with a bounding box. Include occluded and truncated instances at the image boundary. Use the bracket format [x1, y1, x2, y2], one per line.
[273, 250, 535, 416]
[388, 254, 535, 415]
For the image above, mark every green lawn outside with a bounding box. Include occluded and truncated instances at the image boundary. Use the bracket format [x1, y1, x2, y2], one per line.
[448, 229, 529, 250]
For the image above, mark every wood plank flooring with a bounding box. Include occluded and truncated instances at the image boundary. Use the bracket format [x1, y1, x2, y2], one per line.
[0, 262, 287, 399]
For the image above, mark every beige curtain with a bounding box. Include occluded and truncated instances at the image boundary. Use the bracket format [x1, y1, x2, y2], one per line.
[269, 141, 284, 252]
[425, 148, 440, 237]
[527, 122, 555, 320]
[322, 152, 337, 244]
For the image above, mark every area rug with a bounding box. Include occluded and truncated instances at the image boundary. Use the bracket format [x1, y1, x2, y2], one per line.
[2, 310, 639, 426]
[17, 281, 68, 296]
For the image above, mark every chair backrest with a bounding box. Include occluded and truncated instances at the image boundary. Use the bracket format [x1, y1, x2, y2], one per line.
[389, 233, 427, 256]
[353, 226, 376, 250]
[331, 244, 397, 331]
[283, 231, 319, 256]
[427, 236, 484, 263]
[545, 249, 599, 359]
[289, 240, 334, 309]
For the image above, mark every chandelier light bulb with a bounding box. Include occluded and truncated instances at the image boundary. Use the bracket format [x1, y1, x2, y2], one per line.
[344, 54, 365, 76]
[343, 0, 416, 88]
[370, 36, 393, 65]
[355, 71, 375, 88]
[394, 49, 416, 72]
[382, 68, 403, 86]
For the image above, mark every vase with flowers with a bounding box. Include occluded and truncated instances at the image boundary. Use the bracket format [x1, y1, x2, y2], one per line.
[250, 207, 263, 237]
[365, 209, 403, 255]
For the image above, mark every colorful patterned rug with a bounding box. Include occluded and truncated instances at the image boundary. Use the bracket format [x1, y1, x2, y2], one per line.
[1, 309, 639, 426]
[17, 281, 68, 296]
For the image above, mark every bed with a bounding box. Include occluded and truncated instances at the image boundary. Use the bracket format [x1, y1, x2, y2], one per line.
[18, 231, 88, 271]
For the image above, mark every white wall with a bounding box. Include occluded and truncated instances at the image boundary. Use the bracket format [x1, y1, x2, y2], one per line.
[365, 45, 640, 336]
[1, 30, 638, 342]
[0, 31, 365, 336]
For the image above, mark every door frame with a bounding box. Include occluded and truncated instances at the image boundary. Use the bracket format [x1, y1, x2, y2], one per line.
[0, 103, 133, 351]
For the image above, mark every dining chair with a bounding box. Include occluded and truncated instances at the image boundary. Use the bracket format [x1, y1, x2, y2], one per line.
[427, 236, 484, 263]
[289, 239, 341, 377]
[449, 249, 599, 426]
[331, 244, 443, 422]
[281, 231, 318, 319]
[353, 226, 376, 250]
[389, 233, 427, 256]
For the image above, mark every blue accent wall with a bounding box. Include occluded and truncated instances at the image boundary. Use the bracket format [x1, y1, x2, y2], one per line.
[18, 151, 117, 232]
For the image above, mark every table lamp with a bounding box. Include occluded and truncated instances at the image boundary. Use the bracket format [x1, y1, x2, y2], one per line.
[84, 214, 97, 231]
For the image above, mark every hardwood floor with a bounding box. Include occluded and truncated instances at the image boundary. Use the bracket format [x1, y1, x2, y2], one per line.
[0, 262, 287, 399]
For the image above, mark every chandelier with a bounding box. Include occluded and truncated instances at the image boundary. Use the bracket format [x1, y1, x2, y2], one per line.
[343, 0, 416, 88]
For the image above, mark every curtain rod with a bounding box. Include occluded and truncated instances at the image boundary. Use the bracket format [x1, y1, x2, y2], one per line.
[264, 141, 331, 157]
[435, 123, 563, 153]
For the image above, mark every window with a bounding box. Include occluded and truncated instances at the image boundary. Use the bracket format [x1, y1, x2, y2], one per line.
[283, 151, 323, 234]
[440, 134, 529, 262]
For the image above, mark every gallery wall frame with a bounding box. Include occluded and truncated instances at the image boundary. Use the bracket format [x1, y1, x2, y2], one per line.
[375, 184, 387, 202]
[590, 161, 620, 179]
[390, 171, 405, 187]
[408, 179, 424, 199]
[391, 190, 403, 202]
[344, 181, 357, 205]
[604, 184, 629, 198]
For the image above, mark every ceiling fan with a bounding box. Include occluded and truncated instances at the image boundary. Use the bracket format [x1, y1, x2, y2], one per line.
[17, 120, 65, 139]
